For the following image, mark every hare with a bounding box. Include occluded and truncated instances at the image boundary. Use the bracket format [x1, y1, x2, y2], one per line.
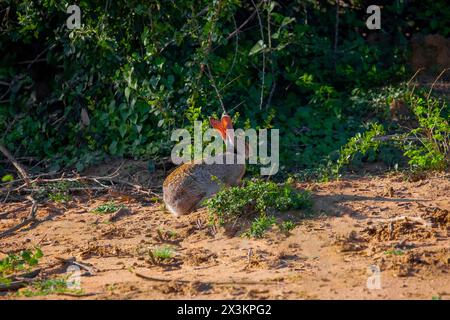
[163, 115, 246, 216]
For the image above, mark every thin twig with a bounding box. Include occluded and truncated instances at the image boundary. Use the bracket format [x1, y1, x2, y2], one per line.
[427, 68, 450, 100]
[226, 10, 257, 40]
[223, 15, 239, 83]
[56, 257, 97, 275]
[251, 0, 265, 110]
[406, 67, 424, 88]
[372, 134, 420, 142]
[265, 0, 276, 110]
[205, 63, 226, 114]
[0, 144, 31, 186]
[333, 0, 340, 69]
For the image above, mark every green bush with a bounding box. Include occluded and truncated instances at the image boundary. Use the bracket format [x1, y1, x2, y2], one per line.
[0, 0, 416, 173]
[0, 248, 43, 283]
[330, 87, 449, 175]
[403, 95, 450, 170]
[206, 179, 312, 234]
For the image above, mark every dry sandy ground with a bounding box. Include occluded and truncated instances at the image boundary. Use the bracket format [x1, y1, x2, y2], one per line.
[0, 170, 449, 300]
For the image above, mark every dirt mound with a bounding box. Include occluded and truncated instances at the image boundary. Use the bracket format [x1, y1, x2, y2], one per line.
[334, 230, 368, 253]
[183, 248, 218, 266]
[379, 249, 450, 277]
[422, 208, 450, 230]
[363, 218, 434, 242]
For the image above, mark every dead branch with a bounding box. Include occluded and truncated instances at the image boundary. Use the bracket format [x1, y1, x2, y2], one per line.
[250, 0, 265, 110]
[333, 0, 340, 69]
[21, 186, 109, 193]
[427, 68, 450, 100]
[0, 144, 31, 186]
[134, 272, 281, 286]
[226, 10, 257, 40]
[0, 269, 40, 292]
[0, 204, 29, 219]
[13, 269, 41, 281]
[55, 292, 98, 297]
[55, 256, 97, 275]
[372, 134, 420, 142]
[205, 64, 226, 114]
[0, 196, 37, 238]
[0, 279, 33, 291]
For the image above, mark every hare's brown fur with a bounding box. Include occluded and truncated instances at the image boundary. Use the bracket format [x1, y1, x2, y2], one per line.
[163, 153, 245, 216]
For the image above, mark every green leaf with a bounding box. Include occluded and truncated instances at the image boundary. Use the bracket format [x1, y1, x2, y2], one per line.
[249, 40, 266, 56]
[34, 248, 43, 259]
[119, 123, 127, 138]
[1, 174, 14, 183]
[109, 141, 118, 155]
[281, 17, 295, 28]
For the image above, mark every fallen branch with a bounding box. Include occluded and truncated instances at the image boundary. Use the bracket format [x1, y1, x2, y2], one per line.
[0, 269, 40, 292]
[0, 279, 33, 291]
[55, 292, 98, 297]
[55, 257, 97, 275]
[0, 175, 161, 198]
[0, 196, 38, 238]
[0, 144, 31, 186]
[0, 204, 29, 220]
[134, 272, 281, 286]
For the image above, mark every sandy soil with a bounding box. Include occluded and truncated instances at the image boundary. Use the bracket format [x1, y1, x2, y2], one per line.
[0, 168, 449, 300]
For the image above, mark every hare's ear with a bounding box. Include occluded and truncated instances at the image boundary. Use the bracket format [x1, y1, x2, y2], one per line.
[221, 114, 233, 130]
[221, 114, 235, 147]
[210, 117, 226, 140]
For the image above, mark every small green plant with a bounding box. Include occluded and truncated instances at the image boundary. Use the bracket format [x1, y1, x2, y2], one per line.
[151, 246, 174, 260]
[279, 220, 296, 233]
[206, 179, 312, 237]
[92, 202, 125, 214]
[384, 249, 404, 256]
[165, 230, 178, 239]
[244, 215, 277, 238]
[431, 295, 442, 300]
[19, 278, 84, 297]
[0, 248, 43, 283]
[48, 192, 72, 203]
[206, 179, 312, 224]
[332, 122, 386, 177]
[1, 174, 14, 183]
[402, 95, 450, 171]
[157, 228, 178, 239]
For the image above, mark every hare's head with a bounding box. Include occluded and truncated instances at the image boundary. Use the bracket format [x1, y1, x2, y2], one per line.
[209, 114, 253, 159]
[209, 114, 234, 149]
